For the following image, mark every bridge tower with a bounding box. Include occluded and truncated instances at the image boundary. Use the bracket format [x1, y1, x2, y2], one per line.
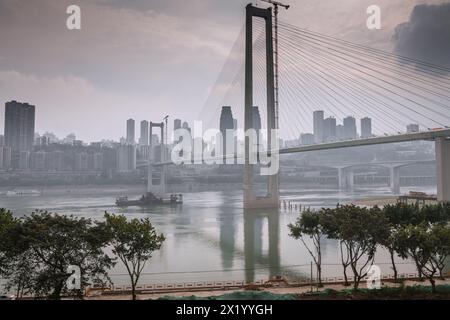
[148, 122, 166, 197]
[244, 4, 279, 209]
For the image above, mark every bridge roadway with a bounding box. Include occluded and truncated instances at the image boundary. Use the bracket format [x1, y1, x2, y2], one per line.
[142, 128, 450, 201]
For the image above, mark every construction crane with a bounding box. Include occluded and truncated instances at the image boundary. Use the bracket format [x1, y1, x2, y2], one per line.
[260, 0, 289, 130]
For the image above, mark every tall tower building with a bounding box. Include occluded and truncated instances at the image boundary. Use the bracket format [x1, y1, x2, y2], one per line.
[343, 116, 357, 140]
[313, 110, 324, 144]
[220, 106, 235, 159]
[173, 119, 182, 132]
[323, 117, 337, 142]
[252, 106, 262, 130]
[126, 119, 135, 145]
[361, 117, 372, 139]
[140, 120, 149, 145]
[4, 101, 35, 152]
[407, 124, 420, 133]
[220, 107, 234, 133]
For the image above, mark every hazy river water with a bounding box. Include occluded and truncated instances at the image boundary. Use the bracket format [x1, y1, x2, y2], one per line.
[0, 184, 433, 286]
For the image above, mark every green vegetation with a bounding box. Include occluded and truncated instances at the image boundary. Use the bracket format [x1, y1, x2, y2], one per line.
[289, 203, 450, 292]
[303, 284, 450, 300]
[0, 209, 164, 300]
[104, 213, 165, 300]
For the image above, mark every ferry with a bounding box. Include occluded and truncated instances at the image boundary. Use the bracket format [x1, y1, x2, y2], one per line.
[4, 189, 41, 197]
[115, 192, 183, 207]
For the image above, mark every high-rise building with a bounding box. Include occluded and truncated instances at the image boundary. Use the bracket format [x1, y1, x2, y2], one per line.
[19, 151, 30, 170]
[220, 106, 234, 133]
[0, 146, 12, 169]
[323, 117, 337, 142]
[343, 116, 357, 140]
[182, 121, 191, 134]
[116, 144, 136, 172]
[4, 101, 35, 152]
[300, 133, 314, 146]
[361, 117, 372, 139]
[407, 124, 420, 133]
[126, 119, 135, 145]
[313, 110, 324, 144]
[174, 119, 182, 132]
[220, 106, 235, 159]
[336, 124, 345, 141]
[252, 106, 262, 130]
[140, 120, 149, 146]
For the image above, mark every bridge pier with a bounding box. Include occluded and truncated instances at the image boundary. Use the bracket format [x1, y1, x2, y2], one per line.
[436, 137, 450, 202]
[389, 166, 401, 195]
[337, 167, 353, 190]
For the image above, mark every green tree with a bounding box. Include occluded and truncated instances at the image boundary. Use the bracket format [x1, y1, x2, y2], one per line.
[394, 223, 450, 293]
[6, 211, 114, 299]
[104, 213, 165, 300]
[288, 209, 326, 287]
[325, 205, 382, 290]
[0, 209, 21, 280]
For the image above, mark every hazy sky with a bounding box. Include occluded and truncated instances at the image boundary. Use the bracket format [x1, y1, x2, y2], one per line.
[0, 0, 448, 142]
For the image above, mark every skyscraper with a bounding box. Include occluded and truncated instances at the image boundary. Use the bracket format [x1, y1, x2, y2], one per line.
[140, 120, 149, 146]
[220, 106, 234, 133]
[220, 106, 235, 159]
[343, 116, 357, 140]
[4, 101, 35, 152]
[407, 124, 420, 133]
[252, 106, 262, 130]
[313, 110, 324, 144]
[182, 121, 191, 134]
[173, 119, 182, 132]
[323, 117, 337, 142]
[361, 117, 372, 139]
[126, 119, 135, 145]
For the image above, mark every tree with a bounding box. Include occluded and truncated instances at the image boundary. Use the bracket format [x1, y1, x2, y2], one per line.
[321, 207, 351, 286]
[7, 211, 114, 299]
[325, 205, 382, 290]
[104, 213, 165, 300]
[394, 223, 450, 293]
[288, 209, 326, 287]
[0, 209, 21, 280]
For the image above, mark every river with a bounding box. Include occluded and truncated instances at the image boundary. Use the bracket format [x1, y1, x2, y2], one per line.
[0, 183, 433, 286]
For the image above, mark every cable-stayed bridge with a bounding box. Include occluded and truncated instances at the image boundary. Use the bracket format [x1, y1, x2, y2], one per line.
[147, 4, 450, 208]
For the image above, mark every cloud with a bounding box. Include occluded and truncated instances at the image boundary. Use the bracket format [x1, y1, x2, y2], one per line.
[393, 3, 450, 68]
[0, 70, 174, 141]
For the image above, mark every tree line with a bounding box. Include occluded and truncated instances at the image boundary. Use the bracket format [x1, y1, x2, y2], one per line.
[0, 209, 165, 300]
[288, 203, 450, 292]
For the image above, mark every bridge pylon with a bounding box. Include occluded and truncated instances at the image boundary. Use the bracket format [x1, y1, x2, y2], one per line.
[148, 122, 166, 197]
[243, 4, 279, 209]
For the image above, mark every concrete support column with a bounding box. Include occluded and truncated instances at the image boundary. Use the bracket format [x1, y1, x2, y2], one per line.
[389, 166, 401, 195]
[348, 171, 354, 190]
[436, 137, 450, 202]
[338, 167, 345, 189]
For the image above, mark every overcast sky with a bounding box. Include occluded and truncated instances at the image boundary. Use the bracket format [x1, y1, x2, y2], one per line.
[0, 0, 448, 142]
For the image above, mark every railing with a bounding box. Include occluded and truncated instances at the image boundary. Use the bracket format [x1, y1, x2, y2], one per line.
[86, 271, 450, 297]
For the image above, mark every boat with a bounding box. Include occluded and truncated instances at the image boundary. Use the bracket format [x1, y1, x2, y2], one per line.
[5, 189, 41, 197]
[115, 192, 183, 207]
